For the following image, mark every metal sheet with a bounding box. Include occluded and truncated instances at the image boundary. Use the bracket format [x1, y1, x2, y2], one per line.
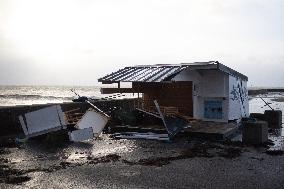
[98, 61, 248, 83]
[99, 66, 187, 83]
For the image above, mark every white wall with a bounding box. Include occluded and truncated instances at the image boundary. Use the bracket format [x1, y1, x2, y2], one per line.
[228, 75, 249, 121]
[172, 69, 202, 119]
[173, 69, 229, 122]
[199, 70, 229, 122]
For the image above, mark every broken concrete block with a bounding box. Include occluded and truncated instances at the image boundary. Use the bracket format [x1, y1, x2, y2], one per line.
[242, 120, 268, 144]
[68, 127, 94, 142]
[264, 110, 282, 129]
[75, 109, 109, 137]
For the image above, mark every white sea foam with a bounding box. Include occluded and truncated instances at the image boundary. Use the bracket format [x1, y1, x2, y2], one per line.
[0, 85, 136, 106]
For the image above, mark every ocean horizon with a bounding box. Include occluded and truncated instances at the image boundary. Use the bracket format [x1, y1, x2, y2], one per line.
[0, 85, 137, 106]
[0, 85, 284, 107]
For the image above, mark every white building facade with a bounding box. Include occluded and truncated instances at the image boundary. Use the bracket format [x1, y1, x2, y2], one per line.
[172, 65, 249, 122]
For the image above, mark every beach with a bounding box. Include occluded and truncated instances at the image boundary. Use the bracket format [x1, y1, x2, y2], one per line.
[0, 91, 283, 188]
[0, 134, 283, 189]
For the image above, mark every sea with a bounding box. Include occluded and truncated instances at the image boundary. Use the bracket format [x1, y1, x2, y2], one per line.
[0, 85, 136, 107]
[0, 85, 283, 138]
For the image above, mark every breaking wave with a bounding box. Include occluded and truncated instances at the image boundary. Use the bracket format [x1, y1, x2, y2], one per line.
[0, 85, 97, 106]
[0, 94, 73, 101]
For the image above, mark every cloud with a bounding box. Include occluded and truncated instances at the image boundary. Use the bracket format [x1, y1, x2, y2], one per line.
[0, 0, 283, 86]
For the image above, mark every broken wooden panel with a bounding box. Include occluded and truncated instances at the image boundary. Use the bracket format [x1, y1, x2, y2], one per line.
[75, 109, 110, 137]
[19, 115, 28, 135]
[64, 108, 84, 125]
[19, 105, 67, 138]
[154, 100, 188, 139]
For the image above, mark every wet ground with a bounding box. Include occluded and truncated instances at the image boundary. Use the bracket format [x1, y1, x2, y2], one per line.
[0, 133, 284, 189]
[1, 93, 284, 189]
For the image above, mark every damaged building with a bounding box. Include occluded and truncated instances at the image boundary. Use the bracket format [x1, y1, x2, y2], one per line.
[98, 61, 249, 123]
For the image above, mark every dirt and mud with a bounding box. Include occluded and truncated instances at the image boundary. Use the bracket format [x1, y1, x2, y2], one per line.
[0, 132, 283, 188]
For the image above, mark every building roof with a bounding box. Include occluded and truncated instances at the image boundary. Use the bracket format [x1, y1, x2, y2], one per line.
[98, 61, 248, 83]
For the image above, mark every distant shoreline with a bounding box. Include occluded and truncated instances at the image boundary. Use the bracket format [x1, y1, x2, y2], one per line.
[248, 88, 284, 95]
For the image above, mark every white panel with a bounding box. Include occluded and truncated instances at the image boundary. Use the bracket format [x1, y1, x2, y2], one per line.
[200, 70, 227, 97]
[172, 69, 202, 82]
[228, 76, 249, 121]
[69, 127, 94, 142]
[19, 115, 28, 135]
[25, 105, 64, 135]
[75, 110, 109, 137]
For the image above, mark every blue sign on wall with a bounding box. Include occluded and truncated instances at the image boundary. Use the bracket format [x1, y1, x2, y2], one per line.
[204, 100, 223, 119]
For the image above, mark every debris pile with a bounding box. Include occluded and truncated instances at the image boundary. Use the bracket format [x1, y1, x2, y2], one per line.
[18, 100, 110, 143]
[16, 98, 191, 143]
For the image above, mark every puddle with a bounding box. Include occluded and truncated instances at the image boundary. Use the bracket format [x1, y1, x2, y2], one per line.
[249, 93, 284, 137]
[249, 93, 284, 153]
[92, 145, 133, 157]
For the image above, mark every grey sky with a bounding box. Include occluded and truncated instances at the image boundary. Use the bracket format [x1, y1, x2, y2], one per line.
[0, 0, 283, 86]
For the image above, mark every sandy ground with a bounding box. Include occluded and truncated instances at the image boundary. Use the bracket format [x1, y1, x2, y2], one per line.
[1, 133, 284, 189]
[1, 92, 284, 189]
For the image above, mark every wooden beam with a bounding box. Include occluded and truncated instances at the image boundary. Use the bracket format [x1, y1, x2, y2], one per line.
[101, 81, 117, 84]
[100, 88, 137, 94]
